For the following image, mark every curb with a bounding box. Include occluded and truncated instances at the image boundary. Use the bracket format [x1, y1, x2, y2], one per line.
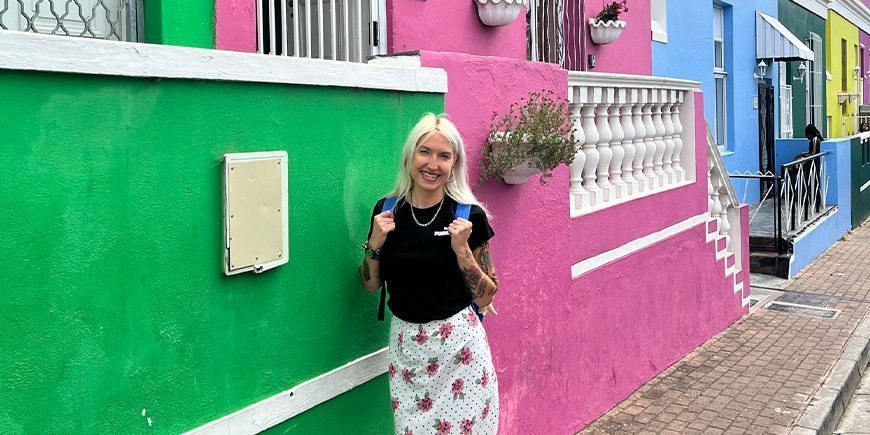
[791, 316, 870, 435]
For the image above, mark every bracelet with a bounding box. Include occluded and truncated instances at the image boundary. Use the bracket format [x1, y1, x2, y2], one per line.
[362, 241, 382, 259]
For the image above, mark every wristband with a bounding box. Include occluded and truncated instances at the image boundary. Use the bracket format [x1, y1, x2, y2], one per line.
[362, 241, 382, 259]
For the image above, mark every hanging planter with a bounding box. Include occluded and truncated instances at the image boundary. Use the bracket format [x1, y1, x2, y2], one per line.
[474, 0, 528, 27]
[588, 1, 628, 45]
[588, 19, 627, 45]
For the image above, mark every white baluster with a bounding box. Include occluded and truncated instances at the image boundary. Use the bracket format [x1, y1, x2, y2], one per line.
[707, 158, 716, 216]
[709, 156, 722, 220]
[621, 88, 638, 195]
[582, 87, 602, 205]
[596, 87, 616, 201]
[661, 90, 677, 184]
[609, 88, 628, 198]
[718, 184, 731, 244]
[652, 89, 668, 186]
[672, 91, 685, 182]
[632, 89, 649, 192]
[641, 91, 658, 189]
[569, 86, 589, 209]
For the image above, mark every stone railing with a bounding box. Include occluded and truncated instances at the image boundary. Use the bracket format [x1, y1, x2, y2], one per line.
[706, 124, 741, 264]
[568, 72, 698, 216]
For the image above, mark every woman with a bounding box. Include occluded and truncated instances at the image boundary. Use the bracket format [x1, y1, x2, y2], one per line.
[359, 114, 500, 435]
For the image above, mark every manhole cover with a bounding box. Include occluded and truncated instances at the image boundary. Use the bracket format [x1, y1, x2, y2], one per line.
[775, 292, 830, 307]
[765, 302, 839, 319]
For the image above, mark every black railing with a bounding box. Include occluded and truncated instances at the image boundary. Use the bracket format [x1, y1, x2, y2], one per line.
[729, 171, 782, 253]
[780, 151, 830, 232]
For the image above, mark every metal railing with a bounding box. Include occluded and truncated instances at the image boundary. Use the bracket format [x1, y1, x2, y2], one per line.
[0, 0, 142, 42]
[781, 151, 829, 231]
[527, 0, 581, 70]
[729, 171, 782, 253]
[257, 0, 385, 63]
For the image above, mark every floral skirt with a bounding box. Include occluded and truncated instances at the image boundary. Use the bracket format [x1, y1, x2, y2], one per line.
[388, 307, 499, 435]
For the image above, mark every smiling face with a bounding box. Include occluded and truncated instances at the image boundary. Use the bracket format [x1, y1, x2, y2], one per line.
[410, 131, 456, 195]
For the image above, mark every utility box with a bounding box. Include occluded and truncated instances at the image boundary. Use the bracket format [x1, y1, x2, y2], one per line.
[223, 151, 289, 275]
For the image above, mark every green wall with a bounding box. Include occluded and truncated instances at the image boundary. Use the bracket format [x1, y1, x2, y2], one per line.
[0, 69, 442, 433]
[854, 136, 870, 227]
[778, 0, 827, 137]
[144, 0, 215, 48]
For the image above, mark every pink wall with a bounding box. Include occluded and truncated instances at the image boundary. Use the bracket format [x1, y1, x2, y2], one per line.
[389, 0, 526, 59]
[581, 0, 652, 75]
[420, 49, 745, 431]
[215, 0, 257, 52]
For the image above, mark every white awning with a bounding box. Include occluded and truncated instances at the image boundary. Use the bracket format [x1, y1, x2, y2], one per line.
[756, 12, 814, 61]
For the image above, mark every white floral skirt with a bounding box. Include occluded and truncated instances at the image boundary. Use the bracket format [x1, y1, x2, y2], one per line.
[388, 307, 499, 435]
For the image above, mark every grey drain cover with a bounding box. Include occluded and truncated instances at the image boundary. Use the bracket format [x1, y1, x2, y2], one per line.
[765, 302, 839, 319]
[775, 292, 830, 307]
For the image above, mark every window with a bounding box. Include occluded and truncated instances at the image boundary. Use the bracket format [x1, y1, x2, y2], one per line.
[651, 0, 667, 43]
[713, 6, 727, 148]
[780, 63, 793, 138]
[842, 39, 848, 92]
[807, 33, 824, 135]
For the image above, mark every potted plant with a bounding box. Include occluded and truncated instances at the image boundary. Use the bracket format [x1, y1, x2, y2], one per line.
[474, 0, 528, 27]
[479, 91, 577, 186]
[588, 1, 628, 45]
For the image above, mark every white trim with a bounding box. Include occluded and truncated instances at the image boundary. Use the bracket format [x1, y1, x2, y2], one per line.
[571, 213, 708, 278]
[0, 31, 447, 94]
[186, 347, 388, 435]
[830, 0, 870, 34]
[567, 71, 699, 91]
[860, 178, 870, 192]
[570, 180, 694, 217]
[791, 0, 831, 19]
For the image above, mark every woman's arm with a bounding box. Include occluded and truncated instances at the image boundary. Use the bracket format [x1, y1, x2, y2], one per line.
[359, 210, 395, 292]
[455, 242, 499, 308]
[359, 256, 382, 293]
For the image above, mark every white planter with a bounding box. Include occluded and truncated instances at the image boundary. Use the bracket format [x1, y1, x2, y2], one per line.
[588, 19, 626, 45]
[503, 160, 542, 184]
[475, 0, 528, 27]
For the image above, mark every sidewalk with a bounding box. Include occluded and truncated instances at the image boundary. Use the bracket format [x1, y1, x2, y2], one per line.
[578, 223, 870, 435]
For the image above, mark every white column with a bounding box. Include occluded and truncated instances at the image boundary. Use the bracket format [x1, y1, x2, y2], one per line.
[569, 86, 589, 209]
[632, 89, 649, 192]
[595, 87, 616, 201]
[708, 156, 722, 220]
[672, 91, 685, 182]
[641, 91, 658, 189]
[609, 88, 628, 198]
[621, 88, 638, 195]
[582, 87, 603, 205]
[651, 89, 668, 187]
[661, 90, 677, 184]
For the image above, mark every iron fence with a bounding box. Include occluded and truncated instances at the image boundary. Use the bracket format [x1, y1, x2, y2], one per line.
[0, 0, 142, 42]
[780, 151, 830, 232]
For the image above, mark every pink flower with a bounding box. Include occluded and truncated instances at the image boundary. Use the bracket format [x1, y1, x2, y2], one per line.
[403, 428, 414, 435]
[391, 396, 399, 411]
[454, 347, 473, 365]
[388, 364, 396, 379]
[415, 326, 429, 345]
[426, 360, 440, 378]
[460, 418, 475, 435]
[402, 368, 415, 383]
[434, 420, 452, 435]
[417, 394, 433, 412]
[466, 311, 478, 327]
[397, 332, 403, 348]
[482, 399, 491, 419]
[451, 378, 465, 399]
[439, 322, 453, 339]
[480, 371, 489, 388]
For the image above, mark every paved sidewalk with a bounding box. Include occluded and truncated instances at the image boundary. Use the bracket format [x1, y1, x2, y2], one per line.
[578, 223, 870, 434]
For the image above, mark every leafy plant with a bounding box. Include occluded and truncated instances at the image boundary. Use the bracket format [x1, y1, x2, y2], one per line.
[596, 0, 628, 22]
[479, 91, 576, 186]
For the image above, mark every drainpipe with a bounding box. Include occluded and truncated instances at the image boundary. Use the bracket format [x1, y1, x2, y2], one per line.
[581, 0, 588, 71]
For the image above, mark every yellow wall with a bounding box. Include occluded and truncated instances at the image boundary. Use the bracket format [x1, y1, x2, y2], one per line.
[826, 10, 860, 138]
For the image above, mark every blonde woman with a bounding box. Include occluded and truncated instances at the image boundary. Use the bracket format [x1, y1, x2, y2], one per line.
[360, 114, 500, 434]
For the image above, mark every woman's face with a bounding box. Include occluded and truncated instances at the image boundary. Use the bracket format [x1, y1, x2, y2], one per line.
[411, 131, 456, 194]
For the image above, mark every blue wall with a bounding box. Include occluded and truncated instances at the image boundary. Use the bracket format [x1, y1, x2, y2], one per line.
[653, 0, 778, 204]
[788, 138, 853, 276]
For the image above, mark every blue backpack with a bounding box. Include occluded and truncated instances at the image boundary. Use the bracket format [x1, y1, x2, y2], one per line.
[377, 196, 484, 322]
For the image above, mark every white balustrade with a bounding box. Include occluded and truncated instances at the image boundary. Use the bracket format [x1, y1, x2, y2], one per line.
[568, 72, 698, 216]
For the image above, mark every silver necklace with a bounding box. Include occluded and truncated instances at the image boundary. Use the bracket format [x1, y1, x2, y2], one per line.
[409, 195, 445, 227]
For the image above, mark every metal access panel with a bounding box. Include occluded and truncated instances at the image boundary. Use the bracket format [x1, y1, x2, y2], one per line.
[223, 151, 289, 276]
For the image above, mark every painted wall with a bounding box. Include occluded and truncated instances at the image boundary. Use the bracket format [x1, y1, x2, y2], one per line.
[144, 0, 216, 48]
[419, 50, 746, 432]
[215, 0, 256, 52]
[783, 138, 853, 275]
[583, 0, 652, 75]
[388, 0, 526, 59]
[778, 0, 828, 137]
[827, 10, 861, 137]
[652, 0, 778, 205]
[864, 0, 870, 103]
[852, 133, 870, 226]
[0, 69, 442, 433]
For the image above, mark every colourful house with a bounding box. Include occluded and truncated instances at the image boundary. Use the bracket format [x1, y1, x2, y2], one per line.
[0, 0, 750, 432]
[827, 7, 862, 137]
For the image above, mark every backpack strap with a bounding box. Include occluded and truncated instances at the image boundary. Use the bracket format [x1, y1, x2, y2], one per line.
[377, 196, 398, 321]
[455, 203, 485, 322]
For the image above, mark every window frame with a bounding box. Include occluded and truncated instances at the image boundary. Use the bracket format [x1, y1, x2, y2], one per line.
[713, 6, 727, 149]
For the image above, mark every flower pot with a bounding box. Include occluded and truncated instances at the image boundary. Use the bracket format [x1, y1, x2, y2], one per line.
[502, 160, 542, 184]
[588, 19, 626, 45]
[475, 0, 528, 27]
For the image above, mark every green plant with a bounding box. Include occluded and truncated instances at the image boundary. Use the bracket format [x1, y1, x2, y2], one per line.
[596, 0, 628, 22]
[479, 91, 576, 186]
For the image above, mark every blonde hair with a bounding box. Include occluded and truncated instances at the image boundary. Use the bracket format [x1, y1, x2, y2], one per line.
[387, 113, 489, 216]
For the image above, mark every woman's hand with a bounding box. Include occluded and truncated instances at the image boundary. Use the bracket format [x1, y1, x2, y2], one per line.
[447, 218, 473, 255]
[369, 210, 396, 249]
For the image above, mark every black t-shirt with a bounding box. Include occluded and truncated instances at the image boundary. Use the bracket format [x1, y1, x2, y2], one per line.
[368, 195, 494, 323]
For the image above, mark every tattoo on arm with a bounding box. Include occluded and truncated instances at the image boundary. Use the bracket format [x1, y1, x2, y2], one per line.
[360, 261, 372, 281]
[462, 265, 489, 298]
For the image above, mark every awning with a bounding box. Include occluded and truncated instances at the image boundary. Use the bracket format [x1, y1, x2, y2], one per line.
[756, 12, 814, 61]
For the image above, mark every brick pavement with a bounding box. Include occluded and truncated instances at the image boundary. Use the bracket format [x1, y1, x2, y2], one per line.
[578, 223, 870, 434]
